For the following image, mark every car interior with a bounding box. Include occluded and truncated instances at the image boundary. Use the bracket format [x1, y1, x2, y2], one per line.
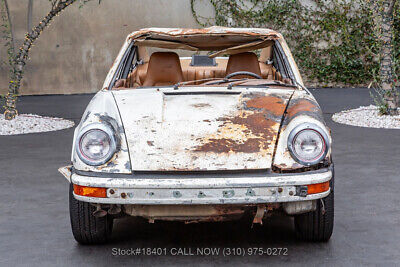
[113, 44, 290, 89]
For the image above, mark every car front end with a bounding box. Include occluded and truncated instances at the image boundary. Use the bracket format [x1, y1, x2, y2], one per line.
[59, 85, 333, 242]
[60, 27, 334, 244]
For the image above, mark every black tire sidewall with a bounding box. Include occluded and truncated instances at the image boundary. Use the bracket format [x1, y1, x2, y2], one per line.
[69, 184, 113, 244]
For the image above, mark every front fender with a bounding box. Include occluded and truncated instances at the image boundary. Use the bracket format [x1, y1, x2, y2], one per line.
[72, 90, 132, 174]
[273, 90, 332, 171]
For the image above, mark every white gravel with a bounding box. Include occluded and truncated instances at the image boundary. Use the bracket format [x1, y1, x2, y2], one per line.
[332, 105, 400, 129]
[0, 114, 75, 135]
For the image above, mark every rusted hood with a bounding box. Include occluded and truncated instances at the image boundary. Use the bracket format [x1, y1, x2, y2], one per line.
[112, 87, 294, 171]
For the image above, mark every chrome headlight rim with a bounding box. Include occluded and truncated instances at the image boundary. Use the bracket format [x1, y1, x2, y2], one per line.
[75, 123, 118, 166]
[287, 123, 330, 166]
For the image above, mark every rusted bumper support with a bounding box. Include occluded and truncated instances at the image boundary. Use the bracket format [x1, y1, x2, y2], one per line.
[59, 166, 332, 205]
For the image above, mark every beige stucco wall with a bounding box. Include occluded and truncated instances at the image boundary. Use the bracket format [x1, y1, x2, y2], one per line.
[0, 0, 214, 95]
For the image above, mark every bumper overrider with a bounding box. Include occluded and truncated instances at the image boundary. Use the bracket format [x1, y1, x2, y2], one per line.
[59, 166, 332, 205]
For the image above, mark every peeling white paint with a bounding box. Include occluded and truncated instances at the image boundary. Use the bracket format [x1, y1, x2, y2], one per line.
[113, 87, 293, 171]
[72, 90, 132, 174]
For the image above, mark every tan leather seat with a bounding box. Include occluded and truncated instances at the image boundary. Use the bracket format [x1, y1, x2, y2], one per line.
[123, 53, 284, 88]
[142, 52, 184, 86]
[226, 52, 262, 78]
[180, 58, 227, 83]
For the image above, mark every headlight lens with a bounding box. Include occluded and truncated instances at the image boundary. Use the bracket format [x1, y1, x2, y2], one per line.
[80, 129, 111, 160]
[288, 123, 329, 166]
[76, 124, 117, 166]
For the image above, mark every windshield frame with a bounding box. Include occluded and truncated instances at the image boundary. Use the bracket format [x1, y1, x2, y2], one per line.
[107, 39, 302, 91]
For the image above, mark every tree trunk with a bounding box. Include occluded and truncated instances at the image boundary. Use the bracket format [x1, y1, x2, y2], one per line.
[379, 0, 399, 115]
[4, 0, 76, 120]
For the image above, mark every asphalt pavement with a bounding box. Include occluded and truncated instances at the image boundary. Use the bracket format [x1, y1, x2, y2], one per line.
[0, 88, 399, 266]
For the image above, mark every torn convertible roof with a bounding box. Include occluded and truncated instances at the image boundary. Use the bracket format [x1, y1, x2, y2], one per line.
[127, 26, 281, 52]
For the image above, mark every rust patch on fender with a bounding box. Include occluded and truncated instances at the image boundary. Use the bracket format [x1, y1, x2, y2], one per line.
[286, 99, 319, 118]
[245, 96, 286, 116]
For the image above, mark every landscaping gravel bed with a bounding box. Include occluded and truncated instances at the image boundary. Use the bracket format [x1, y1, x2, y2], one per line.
[0, 114, 74, 135]
[332, 105, 400, 129]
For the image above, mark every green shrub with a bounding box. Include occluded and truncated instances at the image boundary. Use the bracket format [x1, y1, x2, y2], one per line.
[191, 0, 400, 87]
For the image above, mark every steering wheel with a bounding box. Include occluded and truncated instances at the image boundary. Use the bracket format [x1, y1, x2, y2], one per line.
[225, 71, 262, 79]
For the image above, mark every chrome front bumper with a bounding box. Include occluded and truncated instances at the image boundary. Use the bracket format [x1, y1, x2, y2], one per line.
[59, 166, 332, 205]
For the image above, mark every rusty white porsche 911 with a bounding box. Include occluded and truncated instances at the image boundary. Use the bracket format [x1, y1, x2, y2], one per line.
[59, 26, 334, 244]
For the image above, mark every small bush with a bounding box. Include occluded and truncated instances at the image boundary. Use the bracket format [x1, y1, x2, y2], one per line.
[191, 0, 400, 87]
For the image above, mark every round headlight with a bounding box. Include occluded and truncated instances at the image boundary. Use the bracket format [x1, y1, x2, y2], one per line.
[287, 123, 329, 166]
[76, 124, 117, 166]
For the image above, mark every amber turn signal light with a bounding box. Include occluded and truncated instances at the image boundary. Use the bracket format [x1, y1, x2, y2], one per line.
[73, 184, 107, 198]
[307, 181, 330, 195]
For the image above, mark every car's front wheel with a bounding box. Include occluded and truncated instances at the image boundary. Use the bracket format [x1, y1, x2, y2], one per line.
[69, 184, 113, 244]
[294, 173, 334, 242]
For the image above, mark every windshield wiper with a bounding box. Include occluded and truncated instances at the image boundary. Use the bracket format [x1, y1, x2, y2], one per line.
[234, 80, 296, 88]
[173, 77, 236, 89]
[173, 78, 248, 90]
[205, 78, 248, 86]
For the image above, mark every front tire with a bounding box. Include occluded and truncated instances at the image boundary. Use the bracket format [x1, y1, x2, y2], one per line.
[69, 184, 113, 244]
[294, 170, 334, 242]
